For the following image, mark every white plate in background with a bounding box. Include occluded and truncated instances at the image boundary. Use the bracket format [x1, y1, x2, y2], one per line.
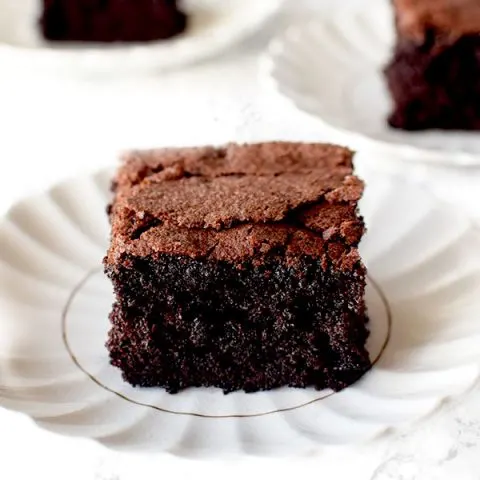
[0, 166, 479, 456]
[261, 1, 480, 166]
[0, 0, 282, 73]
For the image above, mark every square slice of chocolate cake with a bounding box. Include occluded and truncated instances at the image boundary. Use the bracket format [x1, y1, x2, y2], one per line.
[104, 142, 370, 393]
[385, 0, 480, 130]
[41, 0, 187, 43]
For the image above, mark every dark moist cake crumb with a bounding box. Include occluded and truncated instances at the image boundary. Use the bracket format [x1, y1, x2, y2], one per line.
[41, 0, 187, 43]
[385, 0, 480, 131]
[104, 142, 371, 394]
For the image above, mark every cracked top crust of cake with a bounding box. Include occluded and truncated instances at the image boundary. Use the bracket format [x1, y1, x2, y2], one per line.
[106, 142, 365, 271]
[394, 0, 480, 42]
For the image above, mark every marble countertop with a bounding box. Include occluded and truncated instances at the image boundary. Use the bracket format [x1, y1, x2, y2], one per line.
[0, 0, 479, 478]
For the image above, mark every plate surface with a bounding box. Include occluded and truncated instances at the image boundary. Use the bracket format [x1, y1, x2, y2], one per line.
[0, 168, 480, 456]
[0, 0, 282, 73]
[262, 1, 480, 166]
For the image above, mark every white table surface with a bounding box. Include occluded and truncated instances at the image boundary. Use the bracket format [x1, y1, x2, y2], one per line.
[1, 0, 480, 478]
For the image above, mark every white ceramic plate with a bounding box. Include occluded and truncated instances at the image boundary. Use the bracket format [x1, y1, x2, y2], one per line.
[0, 0, 282, 73]
[261, 1, 480, 166]
[0, 168, 480, 457]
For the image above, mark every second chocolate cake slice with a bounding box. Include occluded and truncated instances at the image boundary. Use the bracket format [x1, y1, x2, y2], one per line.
[385, 0, 480, 131]
[104, 142, 370, 393]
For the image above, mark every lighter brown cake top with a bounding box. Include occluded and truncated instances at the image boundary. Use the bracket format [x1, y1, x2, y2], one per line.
[394, 0, 480, 41]
[106, 142, 365, 270]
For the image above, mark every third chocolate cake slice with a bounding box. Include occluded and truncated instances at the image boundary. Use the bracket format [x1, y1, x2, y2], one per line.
[41, 0, 187, 43]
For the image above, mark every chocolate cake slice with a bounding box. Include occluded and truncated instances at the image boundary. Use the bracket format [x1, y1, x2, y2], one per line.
[385, 0, 480, 130]
[104, 142, 370, 394]
[41, 0, 187, 43]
